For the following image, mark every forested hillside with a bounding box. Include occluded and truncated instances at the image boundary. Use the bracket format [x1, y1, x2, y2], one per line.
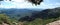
[0, 7, 60, 25]
[0, 9, 43, 20]
[18, 7, 60, 25]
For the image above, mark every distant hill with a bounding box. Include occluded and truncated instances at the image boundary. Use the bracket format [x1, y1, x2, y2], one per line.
[30, 7, 60, 19]
[0, 8, 43, 20]
[18, 7, 60, 22]
[0, 7, 60, 25]
[38, 7, 60, 19]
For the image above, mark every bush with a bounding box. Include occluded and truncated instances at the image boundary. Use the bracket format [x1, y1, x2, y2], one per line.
[0, 14, 18, 25]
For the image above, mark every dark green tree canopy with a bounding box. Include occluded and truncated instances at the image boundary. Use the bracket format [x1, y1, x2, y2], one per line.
[0, 0, 11, 1]
[0, 0, 3, 1]
[28, 0, 43, 5]
[0, 0, 43, 5]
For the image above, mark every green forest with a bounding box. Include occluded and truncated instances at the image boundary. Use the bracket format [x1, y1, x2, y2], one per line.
[0, 7, 60, 25]
[0, 0, 60, 25]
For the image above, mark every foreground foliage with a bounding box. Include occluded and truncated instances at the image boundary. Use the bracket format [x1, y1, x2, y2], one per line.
[23, 17, 60, 25]
[0, 14, 18, 25]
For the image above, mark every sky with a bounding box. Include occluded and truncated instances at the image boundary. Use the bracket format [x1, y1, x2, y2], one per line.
[0, 0, 60, 9]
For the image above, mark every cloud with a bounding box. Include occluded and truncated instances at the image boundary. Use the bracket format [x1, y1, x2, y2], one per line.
[0, 0, 60, 9]
[35, 2, 60, 9]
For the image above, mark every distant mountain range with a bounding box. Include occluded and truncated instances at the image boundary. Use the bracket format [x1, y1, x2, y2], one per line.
[18, 7, 60, 22]
[0, 8, 44, 20]
[1, 7, 60, 22]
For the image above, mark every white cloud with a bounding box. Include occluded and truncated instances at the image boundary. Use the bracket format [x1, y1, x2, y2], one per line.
[0, 0, 60, 9]
[35, 2, 60, 9]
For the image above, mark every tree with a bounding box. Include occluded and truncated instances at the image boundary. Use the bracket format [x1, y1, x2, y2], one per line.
[0, 14, 18, 25]
[0, 0, 3, 1]
[0, 14, 12, 24]
[0, 0, 11, 1]
[27, 0, 43, 5]
[0, 0, 11, 4]
[0, 0, 43, 6]
[18, 16, 30, 22]
[0, 14, 14, 25]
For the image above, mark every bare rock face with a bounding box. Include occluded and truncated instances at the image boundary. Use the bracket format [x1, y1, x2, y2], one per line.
[46, 20, 60, 25]
[1, 23, 9, 25]
[18, 22, 24, 25]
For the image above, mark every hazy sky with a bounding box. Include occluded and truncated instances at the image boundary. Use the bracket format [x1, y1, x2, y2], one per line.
[0, 0, 60, 9]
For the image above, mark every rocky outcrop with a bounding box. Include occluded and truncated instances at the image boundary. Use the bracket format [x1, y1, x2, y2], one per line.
[46, 20, 60, 25]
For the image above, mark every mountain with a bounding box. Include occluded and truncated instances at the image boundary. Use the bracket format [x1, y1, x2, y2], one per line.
[38, 7, 60, 19]
[0, 8, 43, 20]
[18, 7, 60, 22]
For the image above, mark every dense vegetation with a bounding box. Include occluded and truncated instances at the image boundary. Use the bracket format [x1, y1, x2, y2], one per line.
[18, 7, 60, 25]
[18, 7, 60, 22]
[0, 0, 43, 5]
[0, 14, 18, 25]
[0, 7, 60, 25]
